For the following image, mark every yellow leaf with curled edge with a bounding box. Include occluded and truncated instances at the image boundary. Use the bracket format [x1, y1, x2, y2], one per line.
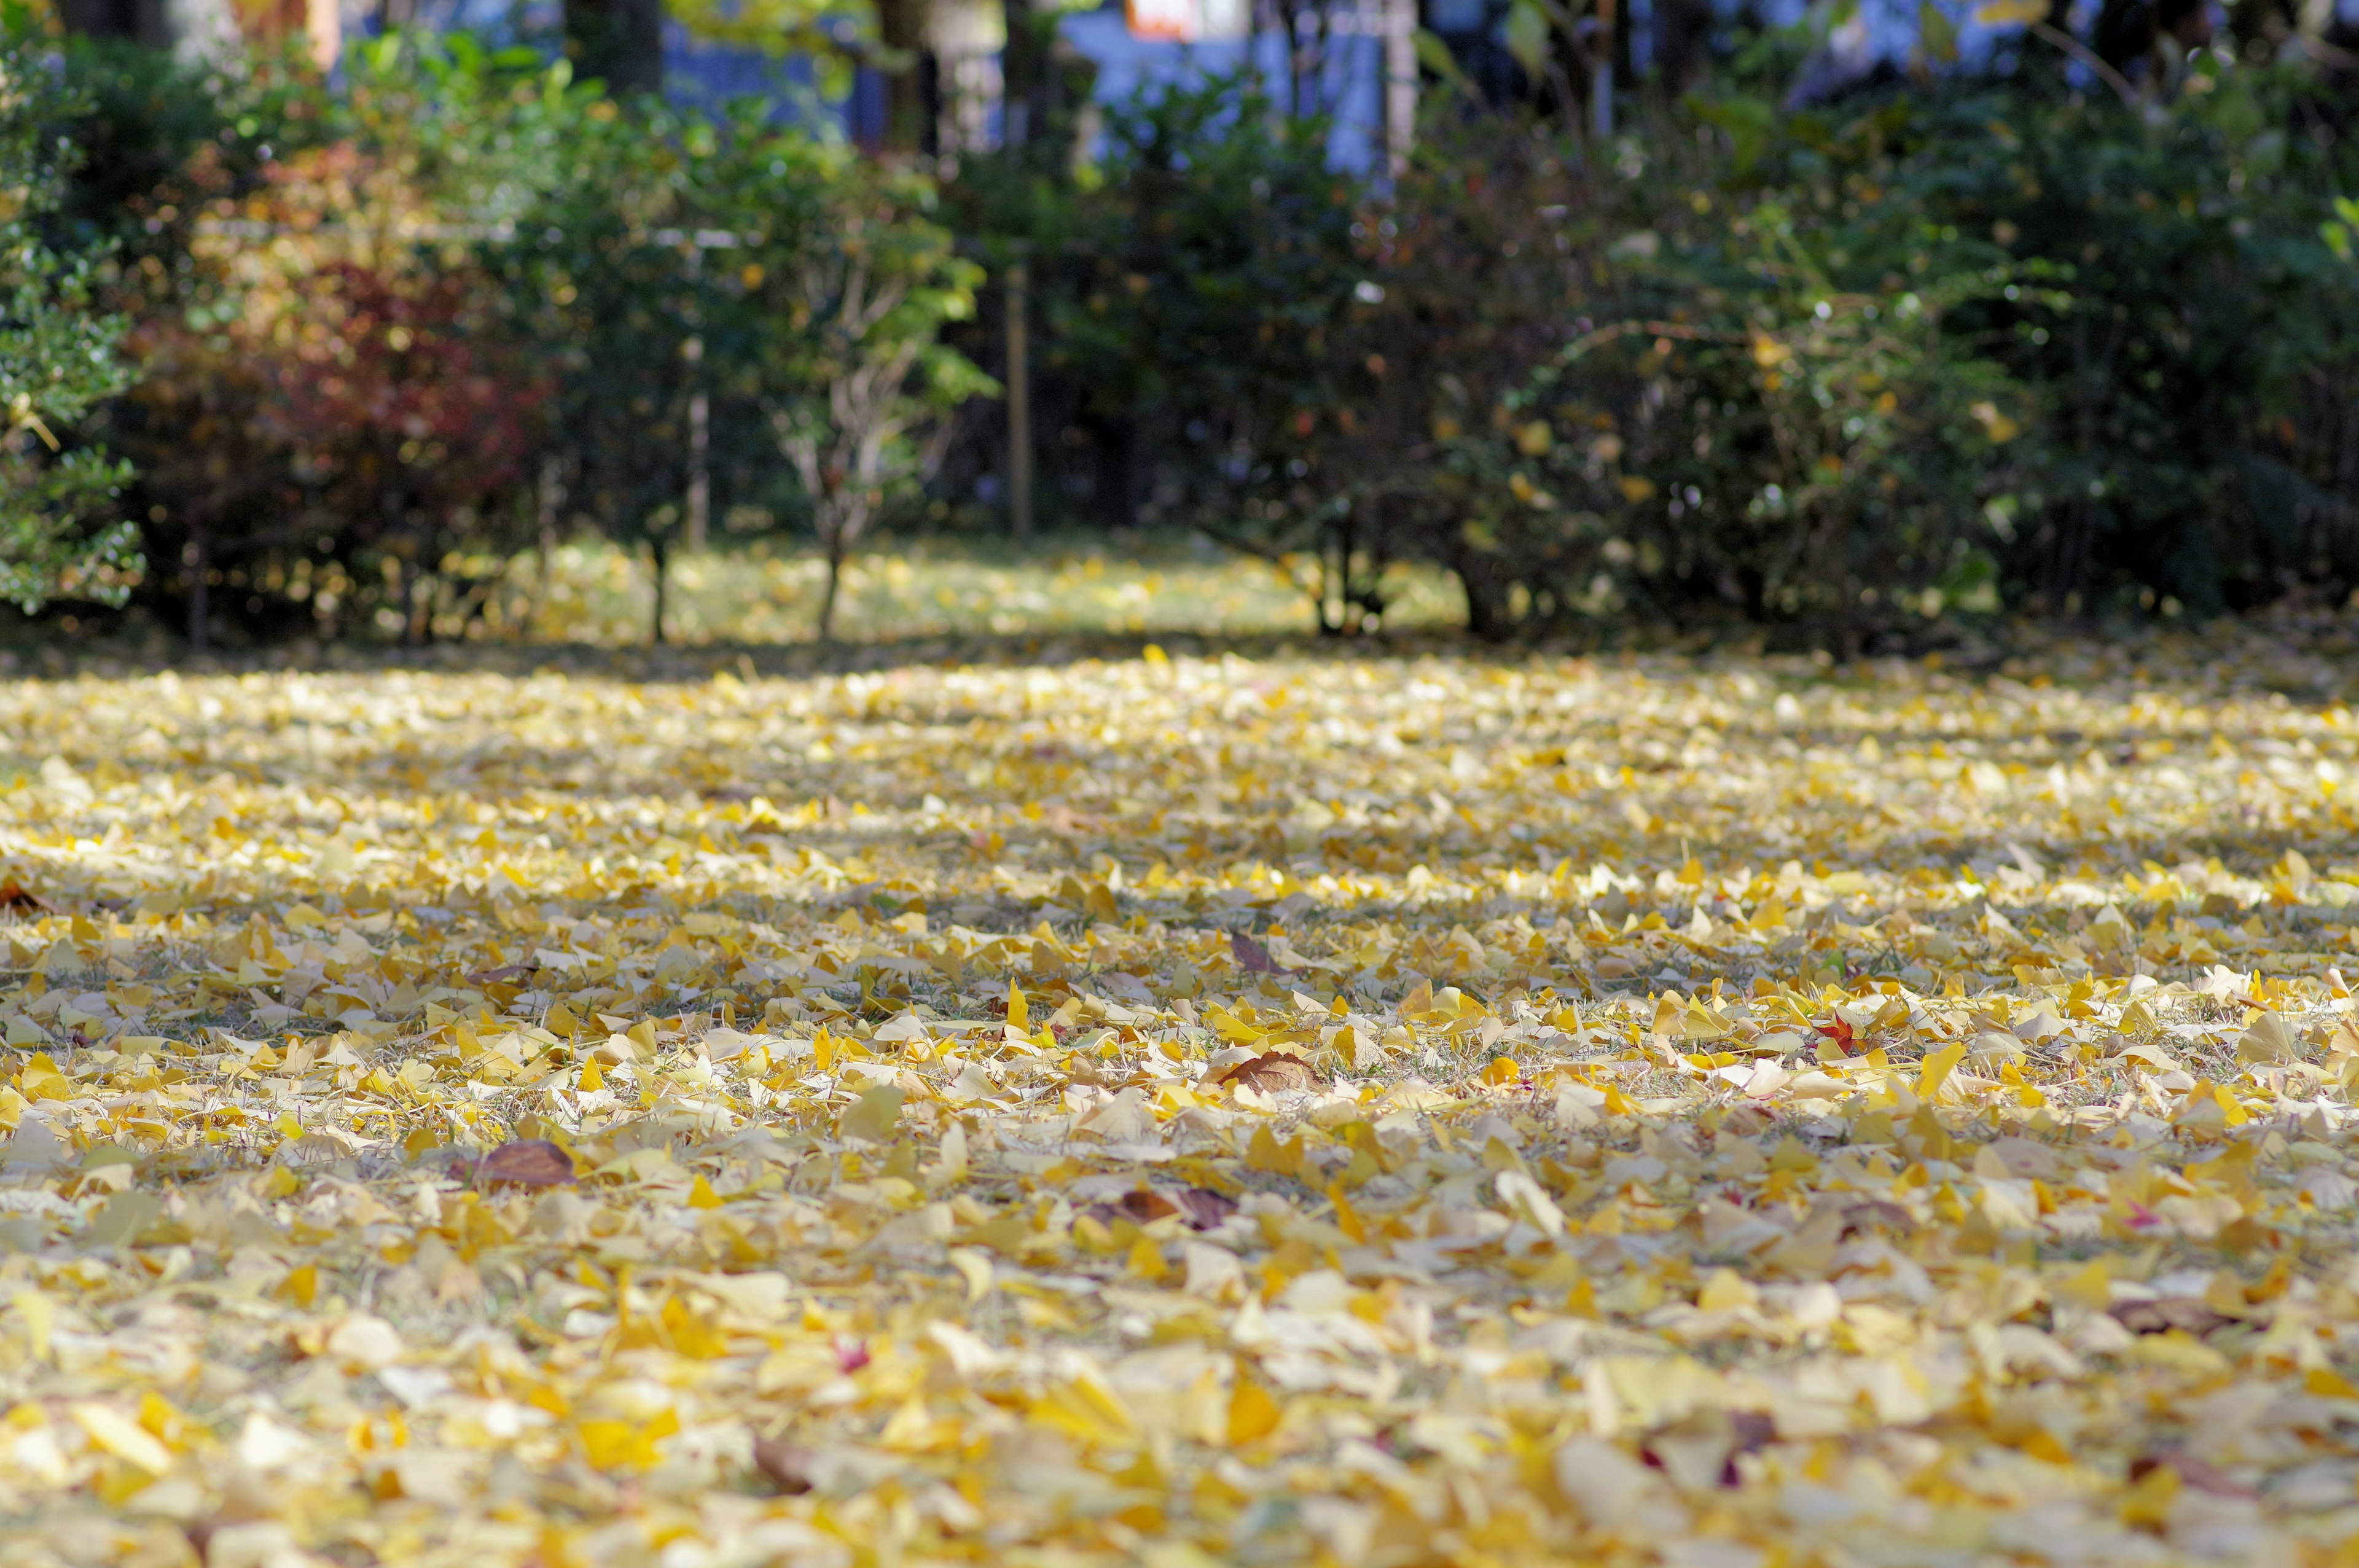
[1006, 984, 1028, 1031]
[72, 1403, 172, 1474]
[2059, 1257, 2111, 1309]
[947, 1246, 995, 1302]
[1031, 1373, 1136, 1448]
[1495, 1169, 1566, 1237]
[1246, 1125, 1304, 1177]
[1227, 1376, 1281, 1445]
[687, 1174, 724, 1209]
[1916, 1042, 1967, 1102]
[925, 1121, 969, 1188]
[840, 1085, 903, 1143]
[14, 1289, 54, 1361]
[278, 1264, 319, 1308]
[2237, 1012, 2296, 1063]
[1126, 1235, 1167, 1281]
[1696, 1269, 1758, 1313]
[579, 1408, 679, 1471]
[2119, 1461, 2180, 1529]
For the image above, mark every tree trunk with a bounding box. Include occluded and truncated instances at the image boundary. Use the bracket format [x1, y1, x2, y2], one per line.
[1651, 0, 1711, 95]
[565, 0, 664, 94]
[817, 529, 845, 643]
[686, 388, 710, 553]
[526, 455, 563, 639]
[1383, 0, 1417, 175]
[875, 0, 936, 155]
[1002, 0, 1039, 148]
[1451, 543, 1514, 641]
[1006, 260, 1033, 539]
[185, 527, 208, 652]
[649, 534, 670, 645]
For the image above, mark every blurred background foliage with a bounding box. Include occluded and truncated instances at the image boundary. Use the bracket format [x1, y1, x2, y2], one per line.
[12, 0, 2359, 650]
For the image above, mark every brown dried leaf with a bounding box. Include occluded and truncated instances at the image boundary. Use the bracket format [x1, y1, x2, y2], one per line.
[1230, 930, 1283, 972]
[477, 1139, 576, 1187]
[1218, 1051, 1315, 1093]
[2129, 1452, 2257, 1498]
[753, 1437, 813, 1494]
[1116, 1189, 1179, 1223]
[2110, 1298, 2231, 1337]
[1174, 1187, 1238, 1231]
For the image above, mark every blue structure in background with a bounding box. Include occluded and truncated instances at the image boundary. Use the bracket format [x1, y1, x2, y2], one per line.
[358, 0, 2152, 164]
[1057, 4, 1387, 168]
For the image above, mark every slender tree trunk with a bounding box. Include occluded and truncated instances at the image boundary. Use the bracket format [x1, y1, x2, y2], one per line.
[876, 0, 937, 154]
[1003, 0, 1038, 149]
[1007, 260, 1033, 539]
[649, 534, 670, 645]
[686, 388, 710, 553]
[818, 521, 846, 643]
[527, 456, 563, 640]
[186, 526, 208, 652]
[1275, 0, 1302, 114]
[405, 512, 439, 646]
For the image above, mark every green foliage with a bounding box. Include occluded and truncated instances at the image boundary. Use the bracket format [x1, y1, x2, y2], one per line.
[61, 30, 984, 646]
[50, 15, 2359, 648]
[951, 78, 1374, 618]
[1425, 88, 2030, 639]
[763, 152, 987, 639]
[0, 31, 138, 613]
[952, 22, 2359, 643]
[490, 76, 983, 641]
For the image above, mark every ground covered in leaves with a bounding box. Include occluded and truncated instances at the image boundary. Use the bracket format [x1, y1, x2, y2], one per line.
[7, 626, 2359, 1567]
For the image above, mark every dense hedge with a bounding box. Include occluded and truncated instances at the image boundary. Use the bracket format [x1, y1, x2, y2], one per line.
[963, 35, 2359, 644]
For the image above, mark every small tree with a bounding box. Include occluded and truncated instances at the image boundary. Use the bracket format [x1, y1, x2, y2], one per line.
[0, 33, 138, 613]
[771, 152, 986, 642]
[502, 97, 835, 644]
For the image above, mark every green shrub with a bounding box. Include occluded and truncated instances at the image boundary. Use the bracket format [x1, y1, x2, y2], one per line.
[0, 30, 142, 614]
[957, 33, 2359, 644]
[65, 31, 985, 646]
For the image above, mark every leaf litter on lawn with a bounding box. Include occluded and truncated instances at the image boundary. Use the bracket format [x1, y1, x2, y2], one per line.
[6, 625, 2359, 1564]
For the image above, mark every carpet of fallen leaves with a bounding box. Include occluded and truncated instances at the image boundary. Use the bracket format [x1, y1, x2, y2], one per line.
[12, 626, 2359, 1568]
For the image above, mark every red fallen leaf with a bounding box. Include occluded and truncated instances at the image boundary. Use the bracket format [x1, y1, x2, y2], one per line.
[1219, 1051, 1316, 1093]
[476, 1139, 575, 1186]
[1815, 1018, 1856, 1055]
[1230, 930, 1283, 972]
[1116, 1189, 1180, 1223]
[835, 1336, 871, 1374]
[1174, 1187, 1238, 1231]
[0, 882, 52, 913]
[468, 964, 534, 986]
[753, 1437, 813, 1494]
